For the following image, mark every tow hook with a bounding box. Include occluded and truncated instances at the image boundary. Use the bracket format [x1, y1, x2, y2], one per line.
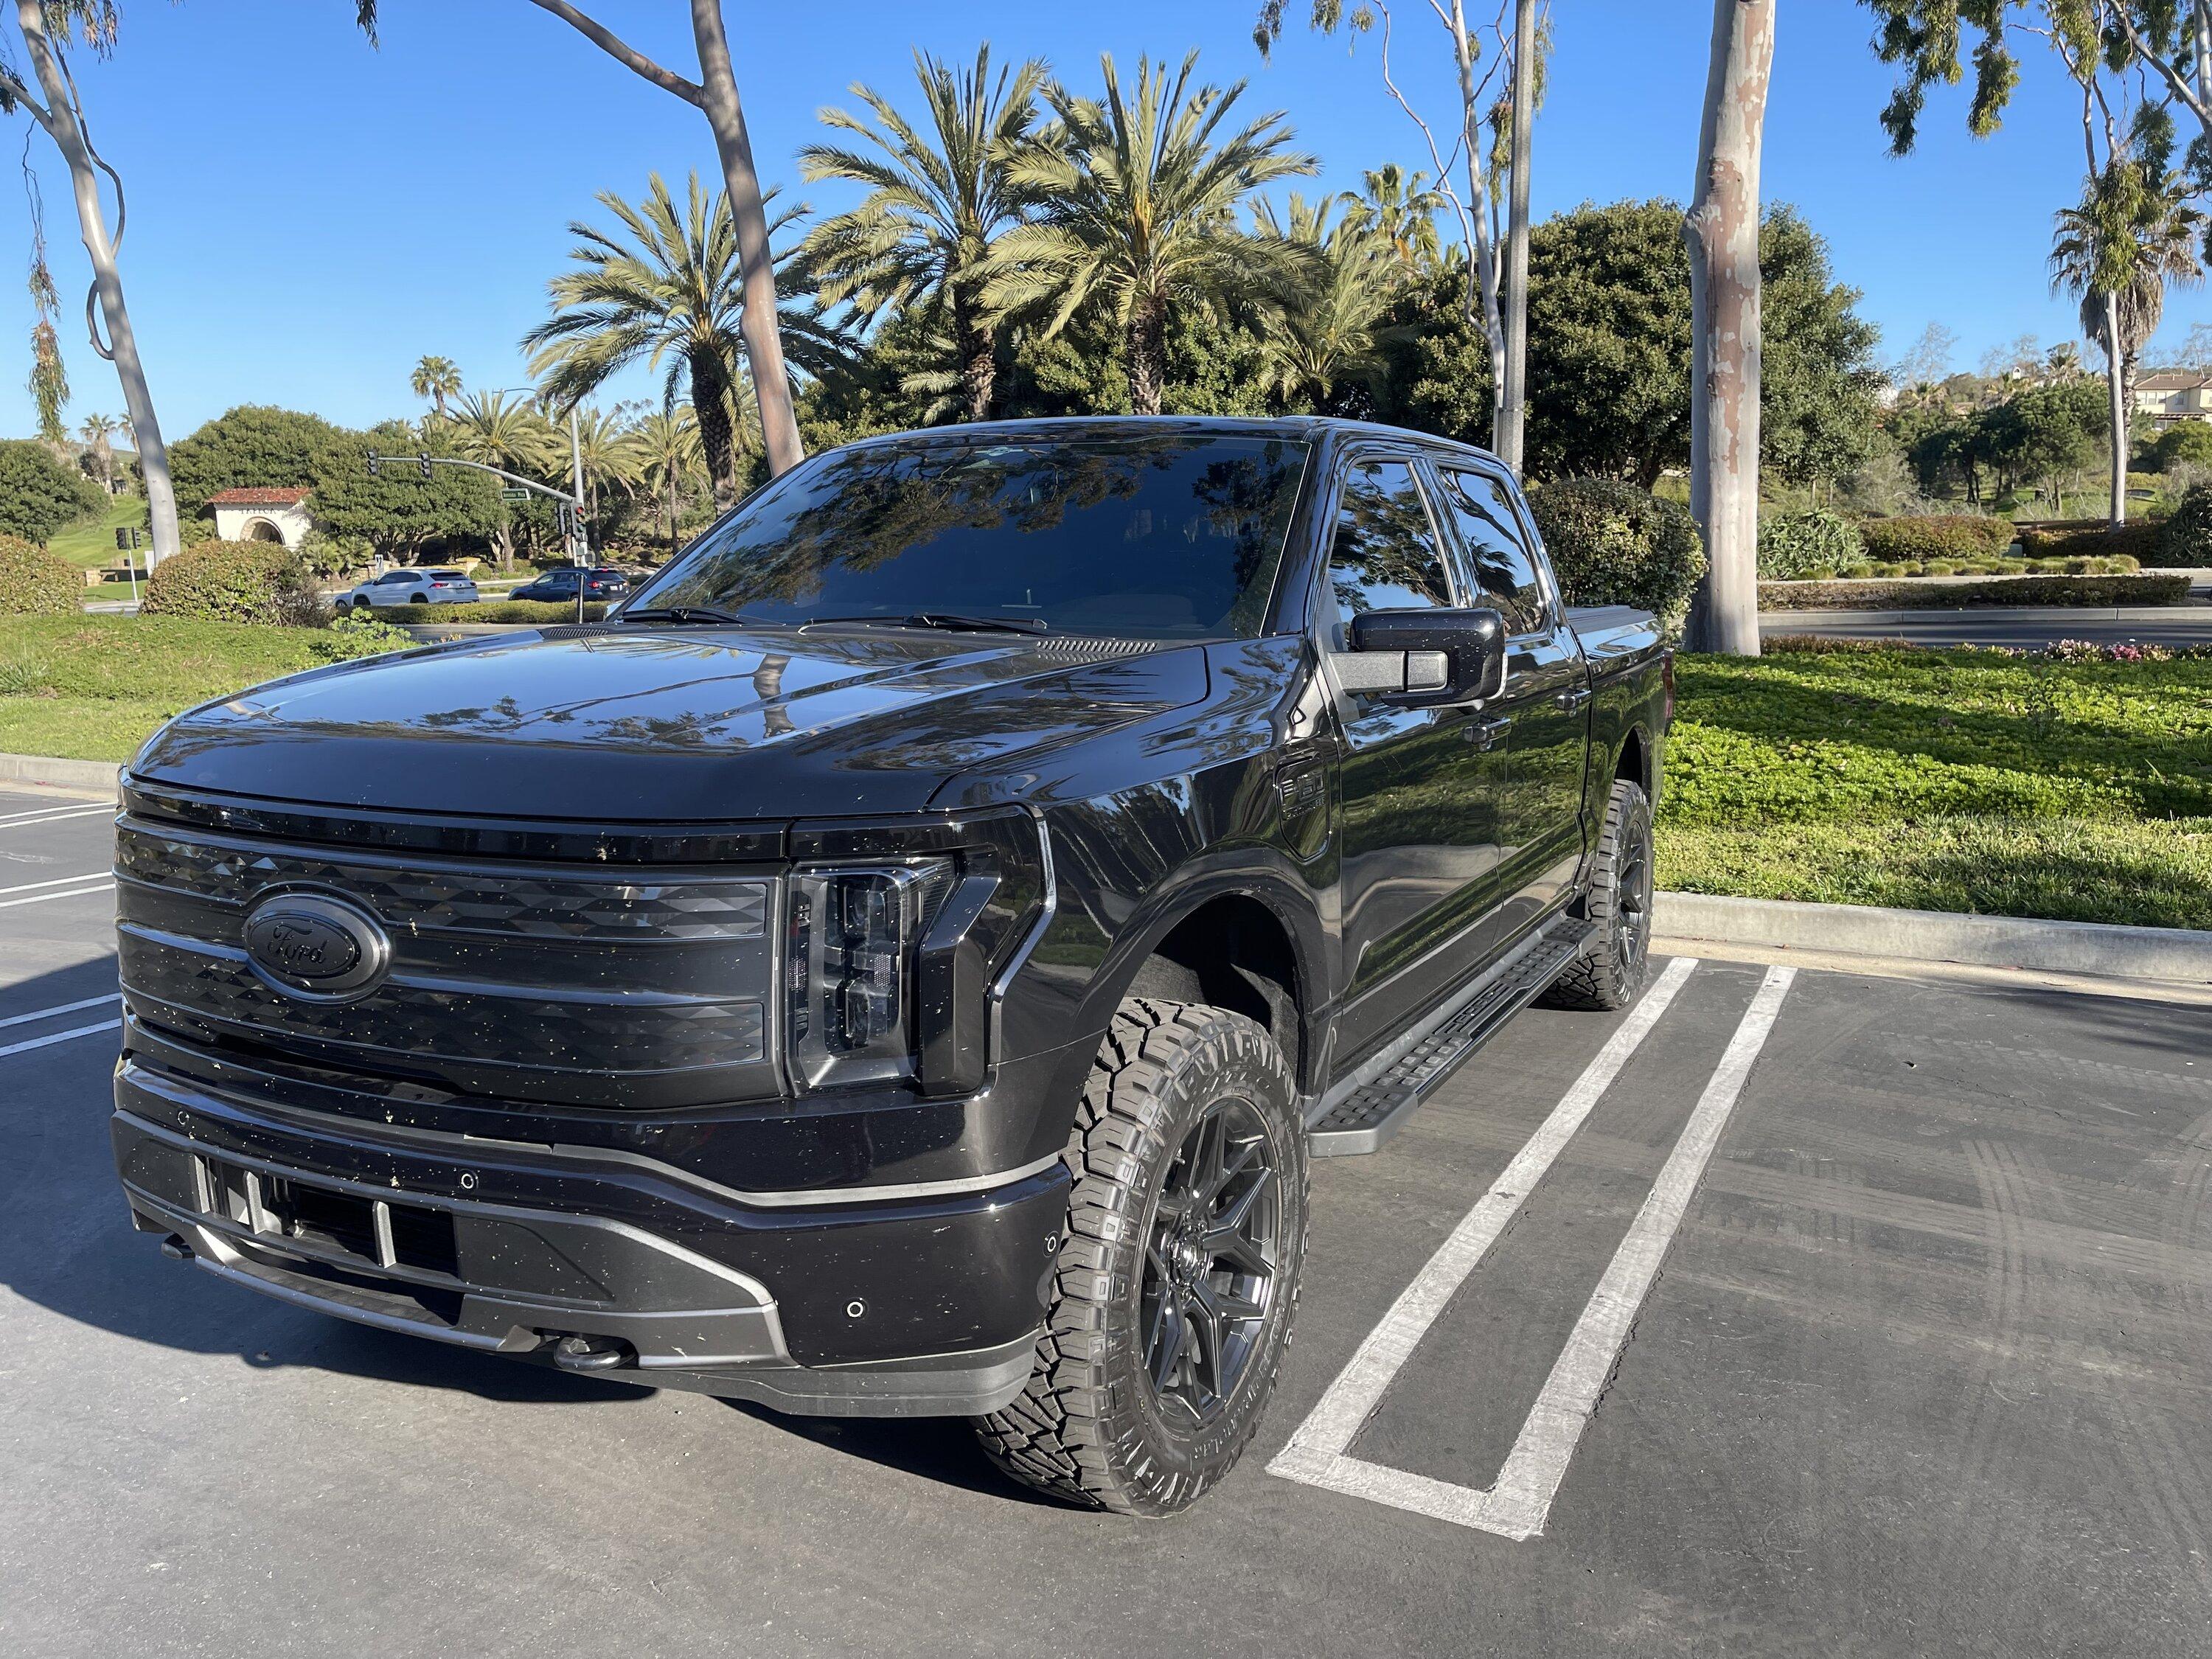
[159, 1234, 192, 1262]
[546, 1333, 633, 1373]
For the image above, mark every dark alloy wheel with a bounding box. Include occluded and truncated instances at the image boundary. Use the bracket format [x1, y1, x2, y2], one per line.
[1541, 776, 1655, 1012]
[975, 998, 1308, 1516]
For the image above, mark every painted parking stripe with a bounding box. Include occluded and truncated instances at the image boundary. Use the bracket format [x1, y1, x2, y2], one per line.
[0, 872, 113, 896]
[1271, 961, 1796, 1540]
[0, 883, 114, 910]
[0, 1018, 120, 1060]
[0, 803, 113, 829]
[0, 992, 119, 1030]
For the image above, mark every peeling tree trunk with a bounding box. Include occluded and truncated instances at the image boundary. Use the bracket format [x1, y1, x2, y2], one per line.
[689, 0, 804, 479]
[14, 1, 180, 567]
[2104, 291, 2128, 526]
[1684, 0, 1775, 658]
[1446, 1, 1507, 448]
[1496, 0, 1537, 473]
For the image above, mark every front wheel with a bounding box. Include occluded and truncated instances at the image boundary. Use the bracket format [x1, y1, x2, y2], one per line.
[975, 998, 1309, 1516]
[1542, 776, 1655, 1011]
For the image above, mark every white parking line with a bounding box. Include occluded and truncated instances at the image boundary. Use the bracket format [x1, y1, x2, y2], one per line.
[1270, 960, 1795, 1540]
[0, 1018, 120, 1060]
[0, 872, 113, 896]
[0, 883, 113, 910]
[0, 992, 119, 1030]
[0, 803, 113, 829]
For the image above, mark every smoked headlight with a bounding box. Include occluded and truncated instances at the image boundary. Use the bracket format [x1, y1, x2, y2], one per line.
[785, 862, 950, 1089]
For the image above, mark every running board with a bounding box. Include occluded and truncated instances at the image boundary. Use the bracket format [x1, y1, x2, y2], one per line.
[1306, 919, 1597, 1157]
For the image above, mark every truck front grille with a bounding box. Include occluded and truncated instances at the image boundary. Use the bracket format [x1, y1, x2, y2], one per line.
[115, 814, 779, 1110]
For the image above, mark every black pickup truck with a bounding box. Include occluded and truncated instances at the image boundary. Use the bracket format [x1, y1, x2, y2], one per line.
[109, 417, 1670, 1516]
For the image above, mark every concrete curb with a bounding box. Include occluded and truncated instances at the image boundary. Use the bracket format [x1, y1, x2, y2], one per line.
[0, 752, 122, 799]
[1656, 891, 2212, 985]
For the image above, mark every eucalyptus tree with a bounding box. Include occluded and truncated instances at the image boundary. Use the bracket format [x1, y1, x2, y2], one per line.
[0, 1, 180, 563]
[410, 354, 462, 420]
[524, 172, 843, 510]
[987, 52, 1316, 414]
[355, 1, 805, 476]
[1250, 194, 1404, 408]
[801, 45, 1048, 422]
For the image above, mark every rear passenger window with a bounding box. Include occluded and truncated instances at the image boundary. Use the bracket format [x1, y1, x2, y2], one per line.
[1433, 468, 1548, 636]
[1326, 460, 1452, 648]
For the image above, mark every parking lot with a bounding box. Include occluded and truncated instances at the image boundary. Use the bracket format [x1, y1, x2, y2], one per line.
[4, 782, 2210, 1657]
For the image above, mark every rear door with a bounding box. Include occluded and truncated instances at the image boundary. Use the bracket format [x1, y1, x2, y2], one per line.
[1424, 462, 1590, 949]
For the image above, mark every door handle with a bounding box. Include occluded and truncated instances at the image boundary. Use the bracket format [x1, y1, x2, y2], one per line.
[1556, 685, 1593, 713]
[1467, 715, 1513, 750]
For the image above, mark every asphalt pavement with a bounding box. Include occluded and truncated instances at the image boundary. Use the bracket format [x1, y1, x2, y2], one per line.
[4, 787, 2209, 1657]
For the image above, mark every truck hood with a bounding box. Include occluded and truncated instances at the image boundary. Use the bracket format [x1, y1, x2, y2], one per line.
[131, 627, 1209, 821]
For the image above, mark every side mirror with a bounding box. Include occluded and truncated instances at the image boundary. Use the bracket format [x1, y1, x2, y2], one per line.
[1334, 607, 1508, 706]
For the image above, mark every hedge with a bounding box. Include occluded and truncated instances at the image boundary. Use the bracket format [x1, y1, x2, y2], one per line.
[2015, 520, 2169, 563]
[361, 598, 611, 624]
[142, 539, 327, 625]
[1855, 515, 2016, 563]
[1758, 509, 1866, 580]
[1761, 573, 2191, 611]
[1527, 477, 1706, 627]
[2160, 484, 2212, 567]
[0, 534, 82, 616]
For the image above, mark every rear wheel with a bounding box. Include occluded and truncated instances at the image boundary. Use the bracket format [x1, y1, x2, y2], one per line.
[1542, 777, 1655, 1011]
[975, 998, 1308, 1516]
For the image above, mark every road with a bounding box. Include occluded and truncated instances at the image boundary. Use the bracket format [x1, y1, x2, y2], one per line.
[1763, 603, 2212, 648]
[4, 785, 2209, 1657]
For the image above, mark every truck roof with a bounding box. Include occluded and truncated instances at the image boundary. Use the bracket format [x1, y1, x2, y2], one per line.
[827, 414, 1509, 470]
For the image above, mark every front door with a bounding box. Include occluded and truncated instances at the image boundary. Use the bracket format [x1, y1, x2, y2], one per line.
[1324, 456, 1503, 1064]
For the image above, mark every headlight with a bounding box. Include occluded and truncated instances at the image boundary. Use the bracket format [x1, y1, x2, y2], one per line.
[785, 861, 950, 1089]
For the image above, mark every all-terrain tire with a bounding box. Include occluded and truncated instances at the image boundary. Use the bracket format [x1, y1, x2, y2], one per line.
[1541, 777, 1655, 1012]
[974, 998, 1309, 1516]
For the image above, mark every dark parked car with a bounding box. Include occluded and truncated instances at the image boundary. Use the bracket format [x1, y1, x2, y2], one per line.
[511, 566, 631, 602]
[110, 417, 1670, 1516]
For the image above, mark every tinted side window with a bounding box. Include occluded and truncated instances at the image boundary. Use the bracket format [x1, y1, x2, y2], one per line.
[1433, 467, 1548, 636]
[1326, 459, 1452, 647]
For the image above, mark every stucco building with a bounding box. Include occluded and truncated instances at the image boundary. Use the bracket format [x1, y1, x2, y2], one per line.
[207, 487, 314, 549]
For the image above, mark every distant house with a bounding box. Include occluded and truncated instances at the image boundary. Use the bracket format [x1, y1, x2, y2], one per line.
[207, 487, 314, 549]
[2132, 369, 2212, 426]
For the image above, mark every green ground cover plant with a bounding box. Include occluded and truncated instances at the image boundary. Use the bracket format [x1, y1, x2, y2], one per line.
[1762, 573, 2188, 609]
[1658, 646, 2212, 929]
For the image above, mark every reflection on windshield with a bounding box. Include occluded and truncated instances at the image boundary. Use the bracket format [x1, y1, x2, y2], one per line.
[629, 434, 1311, 639]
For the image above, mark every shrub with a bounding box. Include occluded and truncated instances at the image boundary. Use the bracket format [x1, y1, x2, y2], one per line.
[2016, 519, 2169, 564]
[1856, 515, 2014, 563]
[0, 534, 81, 615]
[2150, 422, 2212, 473]
[308, 609, 417, 661]
[1527, 477, 1706, 627]
[1758, 509, 1865, 581]
[2158, 483, 2212, 566]
[142, 539, 327, 626]
[0, 440, 105, 544]
[1760, 573, 2191, 611]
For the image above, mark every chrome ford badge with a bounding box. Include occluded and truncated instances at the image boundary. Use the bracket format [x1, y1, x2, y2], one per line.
[241, 892, 390, 999]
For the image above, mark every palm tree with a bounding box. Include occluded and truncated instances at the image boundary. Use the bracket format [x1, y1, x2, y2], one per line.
[77, 411, 118, 493]
[985, 52, 1318, 414]
[560, 406, 645, 519]
[1350, 164, 1448, 279]
[2051, 158, 2206, 523]
[800, 46, 1048, 423]
[450, 389, 558, 568]
[633, 406, 705, 558]
[411, 355, 462, 420]
[1251, 195, 1403, 410]
[524, 172, 845, 510]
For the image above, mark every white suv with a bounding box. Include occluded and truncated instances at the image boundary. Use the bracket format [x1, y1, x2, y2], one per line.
[340, 569, 481, 610]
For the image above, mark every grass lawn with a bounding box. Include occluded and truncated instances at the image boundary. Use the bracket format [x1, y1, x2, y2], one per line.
[45, 493, 147, 571]
[1658, 649, 2212, 931]
[1, 616, 2205, 931]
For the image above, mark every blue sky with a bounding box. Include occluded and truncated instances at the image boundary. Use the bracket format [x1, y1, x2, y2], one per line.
[3, 1, 2186, 441]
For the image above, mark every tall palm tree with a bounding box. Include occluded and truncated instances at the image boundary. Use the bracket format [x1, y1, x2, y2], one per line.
[800, 46, 1048, 423]
[985, 52, 1318, 414]
[450, 389, 558, 568]
[1351, 164, 1448, 279]
[2051, 158, 2205, 524]
[1251, 195, 1403, 409]
[77, 411, 118, 493]
[524, 172, 845, 510]
[560, 406, 645, 518]
[634, 406, 705, 558]
[410, 355, 462, 420]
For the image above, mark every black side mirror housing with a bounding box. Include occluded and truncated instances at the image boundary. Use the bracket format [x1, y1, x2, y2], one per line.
[1340, 607, 1509, 706]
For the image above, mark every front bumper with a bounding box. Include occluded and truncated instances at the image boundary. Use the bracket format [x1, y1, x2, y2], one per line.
[112, 1055, 1067, 1417]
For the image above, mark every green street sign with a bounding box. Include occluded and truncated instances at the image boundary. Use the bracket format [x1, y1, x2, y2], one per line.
[500, 487, 530, 502]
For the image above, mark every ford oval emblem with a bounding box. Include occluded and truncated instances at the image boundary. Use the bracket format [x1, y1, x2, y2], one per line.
[241, 892, 390, 999]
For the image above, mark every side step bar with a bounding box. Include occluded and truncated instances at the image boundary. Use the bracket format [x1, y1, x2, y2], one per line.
[1305, 918, 1597, 1157]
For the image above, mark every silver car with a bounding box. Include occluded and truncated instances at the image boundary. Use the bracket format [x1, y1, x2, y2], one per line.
[341, 568, 481, 610]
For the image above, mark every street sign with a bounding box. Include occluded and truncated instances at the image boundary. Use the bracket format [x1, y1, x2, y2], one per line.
[501, 487, 530, 502]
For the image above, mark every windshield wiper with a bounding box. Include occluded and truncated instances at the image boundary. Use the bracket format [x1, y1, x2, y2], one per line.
[616, 605, 761, 626]
[797, 612, 1050, 635]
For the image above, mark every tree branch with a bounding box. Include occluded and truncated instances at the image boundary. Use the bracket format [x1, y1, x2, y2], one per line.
[524, 0, 703, 106]
[2111, 3, 2212, 132]
[0, 63, 55, 131]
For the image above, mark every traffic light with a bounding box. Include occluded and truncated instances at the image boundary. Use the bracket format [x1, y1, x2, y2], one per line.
[419, 453, 433, 481]
[367, 456, 381, 478]
[114, 528, 129, 551]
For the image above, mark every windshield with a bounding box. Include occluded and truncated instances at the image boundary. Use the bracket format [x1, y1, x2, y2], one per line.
[625, 432, 1311, 638]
